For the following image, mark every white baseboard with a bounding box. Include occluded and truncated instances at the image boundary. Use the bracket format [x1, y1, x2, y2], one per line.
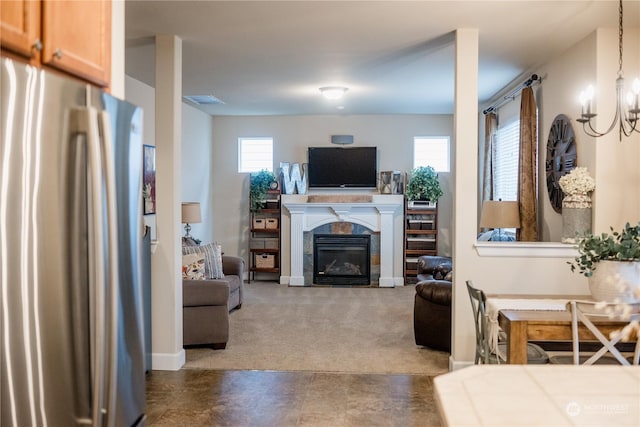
[151, 349, 186, 371]
[288, 276, 305, 286]
[449, 355, 474, 371]
[378, 277, 395, 287]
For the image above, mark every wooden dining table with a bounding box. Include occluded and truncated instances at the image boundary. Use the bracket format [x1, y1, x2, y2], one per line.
[490, 294, 634, 364]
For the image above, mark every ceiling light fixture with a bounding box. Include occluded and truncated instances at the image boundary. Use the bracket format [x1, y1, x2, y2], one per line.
[319, 86, 348, 100]
[577, 0, 639, 140]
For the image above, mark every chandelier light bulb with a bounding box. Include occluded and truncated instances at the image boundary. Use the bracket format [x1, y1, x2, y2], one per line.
[632, 78, 640, 95]
[579, 91, 586, 106]
[585, 85, 594, 101]
[579, 85, 594, 117]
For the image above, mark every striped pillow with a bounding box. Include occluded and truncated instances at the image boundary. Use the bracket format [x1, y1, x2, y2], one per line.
[182, 242, 225, 279]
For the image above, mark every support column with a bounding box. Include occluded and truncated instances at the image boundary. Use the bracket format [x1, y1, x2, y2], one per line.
[151, 34, 184, 370]
[377, 205, 400, 287]
[288, 207, 305, 286]
[452, 29, 479, 367]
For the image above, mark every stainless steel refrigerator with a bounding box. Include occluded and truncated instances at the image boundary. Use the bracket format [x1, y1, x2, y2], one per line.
[1, 57, 146, 426]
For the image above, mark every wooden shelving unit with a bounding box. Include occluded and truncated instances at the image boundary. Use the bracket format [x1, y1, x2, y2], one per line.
[248, 189, 281, 282]
[404, 202, 438, 285]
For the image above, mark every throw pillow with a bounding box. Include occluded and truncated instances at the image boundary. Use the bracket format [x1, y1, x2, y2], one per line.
[182, 237, 200, 247]
[182, 253, 206, 280]
[434, 263, 451, 280]
[444, 270, 453, 281]
[182, 242, 225, 279]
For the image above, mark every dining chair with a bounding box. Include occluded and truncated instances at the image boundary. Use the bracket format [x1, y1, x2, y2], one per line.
[563, 300, 640, 365]
[466, 281, 549, 364]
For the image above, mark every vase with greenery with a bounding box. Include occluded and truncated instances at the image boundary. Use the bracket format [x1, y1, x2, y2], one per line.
[250, 170, 277, 212]
[405, 166, 443, 203]
[569, 222, 640, 302]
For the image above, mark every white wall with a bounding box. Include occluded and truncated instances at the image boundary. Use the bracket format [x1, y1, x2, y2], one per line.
[210, 115, 455, 263]
[110, 0, 125, 98]
[535, 31, 598, 241]
[125, 77, 215, 243]
[181, 104, 214, 243]
[590, 27, 640, 232]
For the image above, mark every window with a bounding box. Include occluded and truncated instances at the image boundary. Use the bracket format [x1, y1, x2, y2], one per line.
[493, 120, 520, 201]
[413, 136, 450, 172]
[238, 137, 273, 173]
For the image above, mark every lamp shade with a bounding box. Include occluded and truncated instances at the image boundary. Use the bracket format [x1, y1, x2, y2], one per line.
[480, 200, 520, 229]
[181, 202, 201, 224]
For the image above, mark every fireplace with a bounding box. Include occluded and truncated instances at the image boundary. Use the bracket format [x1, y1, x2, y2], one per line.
[281, 194, 404, 287]
[313, 234, 370, 285]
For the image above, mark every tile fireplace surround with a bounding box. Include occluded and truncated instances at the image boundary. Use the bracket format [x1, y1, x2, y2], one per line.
[280, 194, 405, 287]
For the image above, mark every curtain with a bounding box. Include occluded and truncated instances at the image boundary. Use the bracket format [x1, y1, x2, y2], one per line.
[482, 113, 496, 203]
[517, 87, 538, 241]
[482, 113, 496, 231]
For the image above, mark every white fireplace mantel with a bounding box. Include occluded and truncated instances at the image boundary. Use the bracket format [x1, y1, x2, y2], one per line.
[280, 194, 405, 287]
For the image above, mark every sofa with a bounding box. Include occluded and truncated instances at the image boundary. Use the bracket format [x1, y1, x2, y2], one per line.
[413, 255, 452, 352]
[183, 255, 244, 349]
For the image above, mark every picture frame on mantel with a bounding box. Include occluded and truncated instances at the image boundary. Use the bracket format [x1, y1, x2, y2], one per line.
[143, 144, 156, 215]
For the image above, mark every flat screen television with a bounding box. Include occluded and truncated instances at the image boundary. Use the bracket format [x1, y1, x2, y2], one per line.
[307, 146, 377, 188]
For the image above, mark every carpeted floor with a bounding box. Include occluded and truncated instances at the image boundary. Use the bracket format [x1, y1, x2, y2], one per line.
[184, 282, 449, 375]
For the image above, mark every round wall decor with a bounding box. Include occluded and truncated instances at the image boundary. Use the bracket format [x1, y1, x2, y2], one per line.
[545, 114, 577, 213]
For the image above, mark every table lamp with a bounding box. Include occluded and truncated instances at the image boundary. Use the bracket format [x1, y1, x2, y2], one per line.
[479, 200, 520, 241]
[181, 202, 202, 241]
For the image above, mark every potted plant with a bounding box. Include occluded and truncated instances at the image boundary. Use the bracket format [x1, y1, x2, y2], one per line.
[405, 166, 443, 204]
[250, 169, 277, 212]
[569, 222, 640, 303]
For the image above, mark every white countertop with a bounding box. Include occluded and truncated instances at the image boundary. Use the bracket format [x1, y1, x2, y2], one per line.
[434, 365, 640, 426]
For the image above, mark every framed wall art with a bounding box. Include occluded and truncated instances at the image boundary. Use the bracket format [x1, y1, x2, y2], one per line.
[143, 144, 156, 215]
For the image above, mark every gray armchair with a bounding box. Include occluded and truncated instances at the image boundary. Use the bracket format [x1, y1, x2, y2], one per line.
[183, 255, 244, 349]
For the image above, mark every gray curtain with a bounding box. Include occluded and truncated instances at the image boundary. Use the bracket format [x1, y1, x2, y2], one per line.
[517, 87, 538, 241]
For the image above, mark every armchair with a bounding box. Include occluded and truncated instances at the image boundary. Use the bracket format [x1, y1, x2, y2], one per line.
[183, 255, 244, 349]
[413, 255, 452, 352]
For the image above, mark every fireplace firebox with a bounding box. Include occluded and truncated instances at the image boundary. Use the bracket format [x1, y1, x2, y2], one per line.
[313, 234, 370, 285]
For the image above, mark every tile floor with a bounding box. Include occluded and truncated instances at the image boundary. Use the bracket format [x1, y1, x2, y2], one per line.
[146, 369, 442, 426]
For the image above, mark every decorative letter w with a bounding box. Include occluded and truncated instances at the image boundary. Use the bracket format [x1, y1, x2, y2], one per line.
[280, 162, 308, 194]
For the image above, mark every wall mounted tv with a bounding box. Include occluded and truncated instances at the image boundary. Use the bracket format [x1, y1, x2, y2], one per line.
[307, 146, 377, 188]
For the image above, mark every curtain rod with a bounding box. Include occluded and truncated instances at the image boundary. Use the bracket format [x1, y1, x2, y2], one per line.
[482, 73, 540, 115]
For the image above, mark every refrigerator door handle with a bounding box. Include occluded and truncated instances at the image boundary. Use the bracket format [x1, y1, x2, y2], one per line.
[70, 106, 107, 427]
[98, 109, 120, 427]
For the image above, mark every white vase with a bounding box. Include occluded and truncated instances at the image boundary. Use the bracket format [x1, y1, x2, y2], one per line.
[561, 193, 592, 243]
[588, 260, 640, 303]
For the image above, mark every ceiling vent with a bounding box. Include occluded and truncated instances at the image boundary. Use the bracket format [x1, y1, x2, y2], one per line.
[183, 95, 225, 105]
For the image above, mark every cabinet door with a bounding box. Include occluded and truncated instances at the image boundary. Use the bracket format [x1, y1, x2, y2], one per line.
[0, 0, 40, 58]
[41, 0, 111, 87]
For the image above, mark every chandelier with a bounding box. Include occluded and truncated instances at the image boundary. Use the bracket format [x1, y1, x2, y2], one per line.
[577, 0, 640, 140]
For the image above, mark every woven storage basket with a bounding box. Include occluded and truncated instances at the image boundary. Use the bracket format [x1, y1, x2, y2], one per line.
[255, 254, 275, 268]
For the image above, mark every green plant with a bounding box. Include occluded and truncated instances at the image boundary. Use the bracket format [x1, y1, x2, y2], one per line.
[569, 222, 640, 277]
[405, 166, 443, 202]
[249, 170, 277, 212]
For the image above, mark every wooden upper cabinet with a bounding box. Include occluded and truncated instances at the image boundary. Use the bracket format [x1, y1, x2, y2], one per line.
[0, 0, 41, 58]
[1, 0, 111, 88]
[42, 0, 111, 87]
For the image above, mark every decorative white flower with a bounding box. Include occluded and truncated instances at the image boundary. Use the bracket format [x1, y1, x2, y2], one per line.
[143, 183, 152, 201]
[558, 167, 595, 195]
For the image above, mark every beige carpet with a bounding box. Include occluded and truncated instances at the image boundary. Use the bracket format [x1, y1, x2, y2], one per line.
[184, 282, 449, 375]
